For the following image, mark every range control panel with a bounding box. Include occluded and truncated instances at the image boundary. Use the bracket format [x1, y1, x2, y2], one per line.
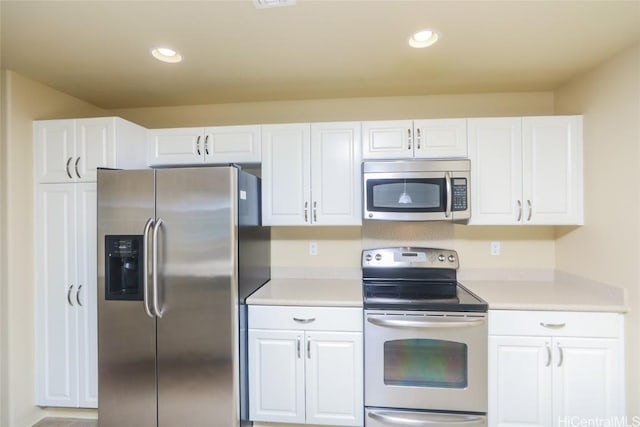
[362, 247, 459, 269]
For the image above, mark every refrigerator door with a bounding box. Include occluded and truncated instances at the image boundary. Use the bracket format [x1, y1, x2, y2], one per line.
[97, 169, 156, 427]
[155, 167, 239, 426]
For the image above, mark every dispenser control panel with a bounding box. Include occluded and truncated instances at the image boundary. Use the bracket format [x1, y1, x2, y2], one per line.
[105, 235, 144, 301]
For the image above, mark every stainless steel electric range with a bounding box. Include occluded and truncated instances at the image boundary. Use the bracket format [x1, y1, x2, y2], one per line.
[363, 247, 489, 427]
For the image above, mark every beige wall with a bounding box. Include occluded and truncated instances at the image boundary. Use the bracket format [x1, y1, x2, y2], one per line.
[2, 71, 106, 427]
[1, 70, 9, 427]
[554, 43, 640, 417]
[112, 92, 554, 128]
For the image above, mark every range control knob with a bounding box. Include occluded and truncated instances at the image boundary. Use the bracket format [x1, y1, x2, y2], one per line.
[438, 254, 445, 262]
[375, 253, 382, 261]
[365, 254, 373, 262]
[448, 255, 456, 263]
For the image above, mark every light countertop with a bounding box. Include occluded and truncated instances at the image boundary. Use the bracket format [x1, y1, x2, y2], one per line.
[463, 271, 628, 313]
[247, 278, 363, 307]
[247, 271, 627, 313]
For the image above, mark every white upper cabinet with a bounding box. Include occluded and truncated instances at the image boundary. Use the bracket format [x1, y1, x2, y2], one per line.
[147, 127, 203, 165]
[362, 119, 467, 159]
[522, 116, 583, 225]
[261, 123, 311, 226]
[468, 116, 583, 225]
[468, 117, 523, 224]
[147, 125, 261, 166]
[262, 122, 362, 226]
[34, 117, 146, 183]
[310, 122, 362, 226]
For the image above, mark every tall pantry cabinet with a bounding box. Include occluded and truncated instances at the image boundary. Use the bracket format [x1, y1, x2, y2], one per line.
[34, 117, 146, 408]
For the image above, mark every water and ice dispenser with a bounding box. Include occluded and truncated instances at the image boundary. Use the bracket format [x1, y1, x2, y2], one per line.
[105, 235, 144, 300]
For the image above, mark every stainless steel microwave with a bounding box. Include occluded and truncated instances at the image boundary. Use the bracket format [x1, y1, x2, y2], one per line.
[363, 159, 471, 222]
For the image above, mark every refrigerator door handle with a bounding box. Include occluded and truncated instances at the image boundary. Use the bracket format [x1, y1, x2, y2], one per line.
[152, 218, 164, 318]
[143, 217, 155, 318]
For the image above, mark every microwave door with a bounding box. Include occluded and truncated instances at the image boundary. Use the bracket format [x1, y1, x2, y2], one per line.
[365, 177, 447, 221]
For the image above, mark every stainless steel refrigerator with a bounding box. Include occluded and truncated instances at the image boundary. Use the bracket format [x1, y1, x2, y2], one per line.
[97, 166, 270, 427]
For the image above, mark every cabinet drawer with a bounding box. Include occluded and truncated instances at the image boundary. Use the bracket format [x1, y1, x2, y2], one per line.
[249, 305, 363, 332]
[489, 310, 622, 338]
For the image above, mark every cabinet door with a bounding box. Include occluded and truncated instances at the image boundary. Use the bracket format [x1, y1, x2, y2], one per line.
[306, 331, 363, 426]
[35, 183, 78, 407]
[552, 338, 622, 424]
[75, 183, 98, 408]
[362, 120, 412, 159]
[261, 124, 311, 226]
[248, 329, 305, 423]
[75, 118, 115, 182]
[147, 127, 204, 166]
[204, 125, 261, 163]
[522, 116, 583, 225]
[310, 122, 362, 226]
[468, 118, 523, 225]
[489, 336, 552, 427]
[34, 120, 76, 183]
[413, 119, 467, 158]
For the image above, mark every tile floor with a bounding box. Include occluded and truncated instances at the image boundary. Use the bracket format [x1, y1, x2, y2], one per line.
[32, 418, 98, 427]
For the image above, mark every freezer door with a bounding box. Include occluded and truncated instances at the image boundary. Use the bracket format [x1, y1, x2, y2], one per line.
[97, 169, 156, 427]
[155, 167, 239, 427]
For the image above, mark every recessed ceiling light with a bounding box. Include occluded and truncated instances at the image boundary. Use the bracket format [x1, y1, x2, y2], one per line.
[151, 47, 183, 63]
[409, 29, 440, 48]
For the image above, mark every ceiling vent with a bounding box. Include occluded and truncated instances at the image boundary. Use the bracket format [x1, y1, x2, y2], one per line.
[253, 0, 296, 9]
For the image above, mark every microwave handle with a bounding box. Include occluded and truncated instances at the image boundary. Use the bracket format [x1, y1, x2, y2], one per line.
[444, 172, 452, 218]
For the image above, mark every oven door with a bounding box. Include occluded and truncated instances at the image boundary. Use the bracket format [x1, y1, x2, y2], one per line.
[364, 310, 487, 413]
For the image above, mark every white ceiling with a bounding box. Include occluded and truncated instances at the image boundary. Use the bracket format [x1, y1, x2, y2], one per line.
[2, 0, 639, 109]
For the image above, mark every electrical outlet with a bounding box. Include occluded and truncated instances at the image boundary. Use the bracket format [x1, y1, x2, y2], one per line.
[309, 241, 318, 256]
[491, 241, 501, 256]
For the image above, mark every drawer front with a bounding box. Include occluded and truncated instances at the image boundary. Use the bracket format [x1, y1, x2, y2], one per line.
[249, 305, 363, 332]
[489, 310, 622, 338]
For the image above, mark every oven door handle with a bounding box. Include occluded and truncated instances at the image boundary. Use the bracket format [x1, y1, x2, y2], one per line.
[367, 316, 486, 329]
[368, 410, 486, 425]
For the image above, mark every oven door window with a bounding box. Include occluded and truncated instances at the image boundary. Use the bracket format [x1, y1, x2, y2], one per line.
[384, 339, 468, 388]
[367, 179, 445, 212]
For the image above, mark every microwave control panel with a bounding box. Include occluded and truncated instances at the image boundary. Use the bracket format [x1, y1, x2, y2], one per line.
[451, 178, 468, 211]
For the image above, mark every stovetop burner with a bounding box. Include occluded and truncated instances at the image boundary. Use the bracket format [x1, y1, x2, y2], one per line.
[362, 247, 487, 312]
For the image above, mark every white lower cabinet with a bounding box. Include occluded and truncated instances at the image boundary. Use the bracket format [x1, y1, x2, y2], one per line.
[489, 310, 624, 427]
[249, 306, 363, 426]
